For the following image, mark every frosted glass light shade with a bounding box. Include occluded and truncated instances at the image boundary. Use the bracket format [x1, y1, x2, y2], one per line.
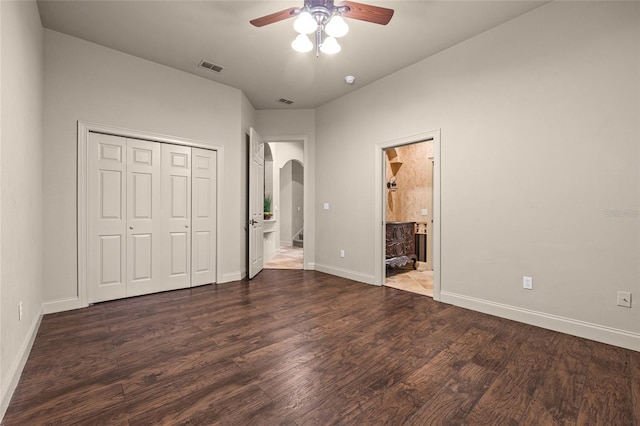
[292, 34, 313, 52]
[294, 11, 317, 34]
[325, 15, 349, 38]
[320, 36, 341, 54]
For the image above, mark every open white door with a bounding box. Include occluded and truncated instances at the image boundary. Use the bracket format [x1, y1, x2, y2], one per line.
[248, 127, 265, 279]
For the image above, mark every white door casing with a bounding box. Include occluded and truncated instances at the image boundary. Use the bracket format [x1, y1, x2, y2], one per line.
[88, 133, 127, 303]
[191, 148, 217, 286]
[126, 138, 162, 297]
[248, 128, 264, 279]
[161, 143, 192, 291]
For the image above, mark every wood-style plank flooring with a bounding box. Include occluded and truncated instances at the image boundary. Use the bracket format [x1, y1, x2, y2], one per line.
[4, 270, 639, 425]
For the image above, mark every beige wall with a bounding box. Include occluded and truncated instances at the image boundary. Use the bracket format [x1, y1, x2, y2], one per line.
[42, 30, 247, 306]
[0, 0, 43, 416]
[386, 142, 433, 223]
[316, 1, 639, 349]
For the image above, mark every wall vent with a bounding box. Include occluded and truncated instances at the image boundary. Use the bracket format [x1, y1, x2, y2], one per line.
[198, 60, 224, 73]
[278, 98, 294, 105]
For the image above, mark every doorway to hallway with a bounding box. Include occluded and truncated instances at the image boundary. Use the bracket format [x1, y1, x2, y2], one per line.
[263, 142, 304, 270]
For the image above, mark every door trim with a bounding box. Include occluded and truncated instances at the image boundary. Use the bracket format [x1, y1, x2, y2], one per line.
[375, 130, 441, 301]
[76, 120, 224, 309]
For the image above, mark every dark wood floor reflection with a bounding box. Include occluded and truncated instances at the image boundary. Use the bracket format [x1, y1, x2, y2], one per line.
[4, 270, 640, 425]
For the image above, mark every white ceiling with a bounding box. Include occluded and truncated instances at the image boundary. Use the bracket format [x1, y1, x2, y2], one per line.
[37, 0, 548, 110]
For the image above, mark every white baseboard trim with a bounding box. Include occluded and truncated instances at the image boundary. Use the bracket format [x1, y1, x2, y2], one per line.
[221, 271, 243, 283]
[303, 262, 315, 271]
[440, 291, 640, 351]
[314, 263, 377, 286]
[1, 307, 43, 420]
[42, 296, 83, 314]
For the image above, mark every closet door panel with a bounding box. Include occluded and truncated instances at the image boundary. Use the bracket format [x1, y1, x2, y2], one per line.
[88, 133, 127, 303]
[126, 139, 162, 297]
[161, 144, 191, 290]
[191, 148, 217, 286]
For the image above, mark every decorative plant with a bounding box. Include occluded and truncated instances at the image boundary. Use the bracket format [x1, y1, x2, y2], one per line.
[264, 194, 272, 213]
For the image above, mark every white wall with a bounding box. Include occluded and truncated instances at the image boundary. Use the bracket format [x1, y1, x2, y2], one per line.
[280, 161, 293, 245]
[0, 0, 43, 416]
[315, 1, 640, 349]
[42, 30, 247, 309]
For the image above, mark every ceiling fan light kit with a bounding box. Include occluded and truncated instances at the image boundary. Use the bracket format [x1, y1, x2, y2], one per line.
[251, 1, 394, 57]
[292, 33, 314, 52]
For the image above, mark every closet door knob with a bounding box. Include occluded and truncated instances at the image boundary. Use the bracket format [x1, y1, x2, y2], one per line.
[129, 226, 134, 230]
[185, 224, 189, 228]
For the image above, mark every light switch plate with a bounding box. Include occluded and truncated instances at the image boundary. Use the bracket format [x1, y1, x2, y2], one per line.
[617, 291, 632, 308]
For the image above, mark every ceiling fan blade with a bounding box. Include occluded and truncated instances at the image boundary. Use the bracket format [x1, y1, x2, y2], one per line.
[340, 1, 394, 25]
[250, 7, 298, 27]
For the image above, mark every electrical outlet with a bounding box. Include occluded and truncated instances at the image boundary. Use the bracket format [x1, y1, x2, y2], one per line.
[421, 209, 428, 216]
[617, 291, 632, 308]
[19, 302, 23, 321]
[323, 203, 330, 210]
[340, 249, 345, 258]
[523, 276, 533, 290]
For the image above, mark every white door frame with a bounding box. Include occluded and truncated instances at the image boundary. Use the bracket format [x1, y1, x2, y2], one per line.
[263, 135, 311, 270]
[375, 130, 441, 301]
[77, 120, 224, 308]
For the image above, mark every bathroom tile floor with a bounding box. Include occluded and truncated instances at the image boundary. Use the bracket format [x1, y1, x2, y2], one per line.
[264, 245, 303, 270]
[385, 265, 433, 297]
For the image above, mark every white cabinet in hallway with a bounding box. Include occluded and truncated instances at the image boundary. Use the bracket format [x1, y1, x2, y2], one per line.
[87, 132, 216, 303]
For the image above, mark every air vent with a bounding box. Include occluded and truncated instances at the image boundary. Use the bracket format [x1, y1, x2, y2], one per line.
[277, 98, 294, 105]
[198, 60, 224, 73]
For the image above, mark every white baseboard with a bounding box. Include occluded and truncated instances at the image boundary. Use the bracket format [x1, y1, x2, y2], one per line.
[1, 307, 42, 420]
[42, 296, 83, 314]
[314, 263, 377, 286]
[440, 291, 640, 352]
[221, 271, 243, 283]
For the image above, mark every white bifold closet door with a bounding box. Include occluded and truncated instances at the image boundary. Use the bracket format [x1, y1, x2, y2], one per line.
[160, 143, 192, 291]
[191, 148, 217, 286]
[88, 132, 216, 303]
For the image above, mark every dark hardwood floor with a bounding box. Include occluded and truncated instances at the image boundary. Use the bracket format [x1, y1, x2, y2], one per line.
[4, 270, 639, 425]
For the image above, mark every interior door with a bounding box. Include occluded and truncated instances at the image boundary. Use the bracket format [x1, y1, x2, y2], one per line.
[88, 132, 127, 303]
[161, 144, 192, 290]
[125, 138, 161, 297]
[248, 127, 265, 279]
[191, 148, 217, 286]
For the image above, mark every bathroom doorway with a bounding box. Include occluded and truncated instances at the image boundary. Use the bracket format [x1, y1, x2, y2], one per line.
[383, 140, 434, 296]
[376, 130, 440, 300]
[263, 142, 304, 270]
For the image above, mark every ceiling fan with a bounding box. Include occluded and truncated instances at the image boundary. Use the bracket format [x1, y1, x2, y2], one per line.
[250, 0, 394, 55]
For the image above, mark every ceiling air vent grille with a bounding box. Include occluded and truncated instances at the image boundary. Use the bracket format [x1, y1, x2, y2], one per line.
[198, 60, 224, 73]
[278, 98, 294, 105]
